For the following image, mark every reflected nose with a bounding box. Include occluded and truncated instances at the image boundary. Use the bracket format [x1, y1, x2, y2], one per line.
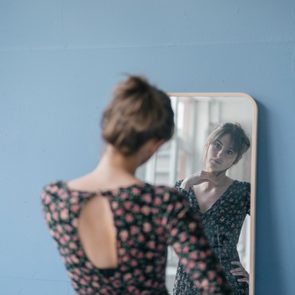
[216, 149, 225, 159]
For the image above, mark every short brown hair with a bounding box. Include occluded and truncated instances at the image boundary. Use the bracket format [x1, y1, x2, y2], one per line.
[206, 122, 250, 164]
[102, 75, 174, 155]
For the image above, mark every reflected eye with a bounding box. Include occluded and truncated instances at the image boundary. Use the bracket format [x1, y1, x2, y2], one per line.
[213, 142, 222, 150]
[227, 150, 234, 156]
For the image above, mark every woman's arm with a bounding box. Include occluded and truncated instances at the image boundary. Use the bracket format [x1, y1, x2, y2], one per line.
[164, 190, 232, 294]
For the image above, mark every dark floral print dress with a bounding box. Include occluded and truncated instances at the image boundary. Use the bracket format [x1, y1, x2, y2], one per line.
[42, 181, 233, 295]
[173, 180, 250, 295]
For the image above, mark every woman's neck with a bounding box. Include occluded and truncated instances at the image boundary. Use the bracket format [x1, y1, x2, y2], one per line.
[95, 146, 139, 177]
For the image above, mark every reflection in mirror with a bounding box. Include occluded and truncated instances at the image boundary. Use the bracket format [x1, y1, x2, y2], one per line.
[137, 93, 257, 295]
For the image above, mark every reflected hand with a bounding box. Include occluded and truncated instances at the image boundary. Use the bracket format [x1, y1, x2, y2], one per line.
[180, 171, 220, 190]
[230, 261, 249, 284]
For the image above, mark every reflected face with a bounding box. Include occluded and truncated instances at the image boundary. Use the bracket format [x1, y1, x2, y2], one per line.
[206, 134, 238, 172]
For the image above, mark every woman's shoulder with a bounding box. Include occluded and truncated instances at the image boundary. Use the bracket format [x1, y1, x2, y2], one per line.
[234, 180, 250, 190]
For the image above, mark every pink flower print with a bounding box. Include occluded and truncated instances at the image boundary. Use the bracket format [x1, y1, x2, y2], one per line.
[161, 216, 168, 225]
[200, 251, 206, 259]
[49, 185, 58, 193]
[130, 226, 139, 235]
[151, 208, 159, 214]
[59, 190, 68, 200]
[147, 241, 156, 249]
[56, 224, 63, 233]
[60, 208, 69, 220]
[69, 242, 77, 250]
[143, 222, 151, 232]
[163, 192, 170, 201]
[143, 194, 152, 203]
[42, 193, 51, 204]
[182, 245, 189, 253]
[119, 248, 126, 255]
[45, 213, 51, 222]
[125, 214, 134, 223]
[171, 228, 177, 237]
[124, 273, 132, 281]
[53, 230, 61, 240]
[180, 257, 188, 266]
[141, 206, 150, 215]
[92, 281, 99, 288]
[134, 269, 141, 276]
[190, 236, 197, 243]
[124, 201, 132, 210]
[76, 250, 84, 257]
[127, 286, 136, 292]
[180, 232, 187, 242]
[120, 230, 128, 241]
[146, 252, 154, 259]
[60, 235, 70, 245]
[138, 234, 145, 242]
[52, 212, 59, 221]
[116, 208, 124, 216]
[121, 192, 129, 199]
[122, 255, 129, 262]
[198, 261, 206, 271]
[188, 261, 195, 270]
[167, 204, 174, 213]
[201, 278, 209, 289]
[112, 202, 118, 210]
[71, 205, 79, 213]
[72, 281, 78, 289]
[71, 255, 79, 264]
[133, 205, 140, 213]
[154, 197, 162, 206]
[190, 251, 198, 259]
[49, 203, 56, 212]
[72, 218, 78, 227]
[79, 278, 87, 285]
[208, 271, 216, 280]
[155, 187, 164, 194]
[145, 265, 153, 273]
[64, 224, 73, 232]
[112, 280, 121, 288]
[131, 259, 138, 267]
[189, 222, 197, 231]
[132, 187, 141, 195]
[156, 227, 164, 235]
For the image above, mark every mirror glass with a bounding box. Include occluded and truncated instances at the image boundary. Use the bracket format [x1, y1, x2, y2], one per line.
[137, 93, 257, 295]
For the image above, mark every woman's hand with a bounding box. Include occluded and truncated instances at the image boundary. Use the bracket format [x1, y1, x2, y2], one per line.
[230, 261, 249, 284]
[180, 171, 219, 190]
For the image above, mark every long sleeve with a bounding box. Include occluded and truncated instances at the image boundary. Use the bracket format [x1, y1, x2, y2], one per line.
[163, 190, 232, 295]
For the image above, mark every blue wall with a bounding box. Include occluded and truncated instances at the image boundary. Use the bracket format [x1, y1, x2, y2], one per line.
[1, 1, 294, 294]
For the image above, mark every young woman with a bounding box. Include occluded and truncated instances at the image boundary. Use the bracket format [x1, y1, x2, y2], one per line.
[41, 76, 232, 294]
[173, 123, 251, 295]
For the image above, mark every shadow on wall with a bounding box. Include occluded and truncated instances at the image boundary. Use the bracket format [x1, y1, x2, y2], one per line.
[255, 102, 286, 295]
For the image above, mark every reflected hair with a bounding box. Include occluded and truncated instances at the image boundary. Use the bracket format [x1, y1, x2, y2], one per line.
[206, 122, 251, 164]
[102, 75, 174, 155]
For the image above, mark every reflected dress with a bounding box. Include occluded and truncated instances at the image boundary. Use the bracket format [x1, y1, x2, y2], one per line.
[173, 180, 250, 295]
[41, 181, 233, 295]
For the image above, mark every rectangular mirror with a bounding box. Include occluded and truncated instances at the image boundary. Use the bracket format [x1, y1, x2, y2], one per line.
[137, 93, 257, 295]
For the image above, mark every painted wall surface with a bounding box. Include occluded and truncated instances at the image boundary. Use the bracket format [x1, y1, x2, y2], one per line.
[1, 1, 294, 294]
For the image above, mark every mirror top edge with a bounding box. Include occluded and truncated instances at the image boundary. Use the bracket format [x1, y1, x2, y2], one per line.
[168, 92, 258, 115]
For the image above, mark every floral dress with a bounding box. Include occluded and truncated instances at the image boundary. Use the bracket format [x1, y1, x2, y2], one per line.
[41, 181, 233, 295]
[173, 180, 250, 295]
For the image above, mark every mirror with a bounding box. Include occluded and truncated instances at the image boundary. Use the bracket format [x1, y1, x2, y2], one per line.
[137, 93, 257, 295]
